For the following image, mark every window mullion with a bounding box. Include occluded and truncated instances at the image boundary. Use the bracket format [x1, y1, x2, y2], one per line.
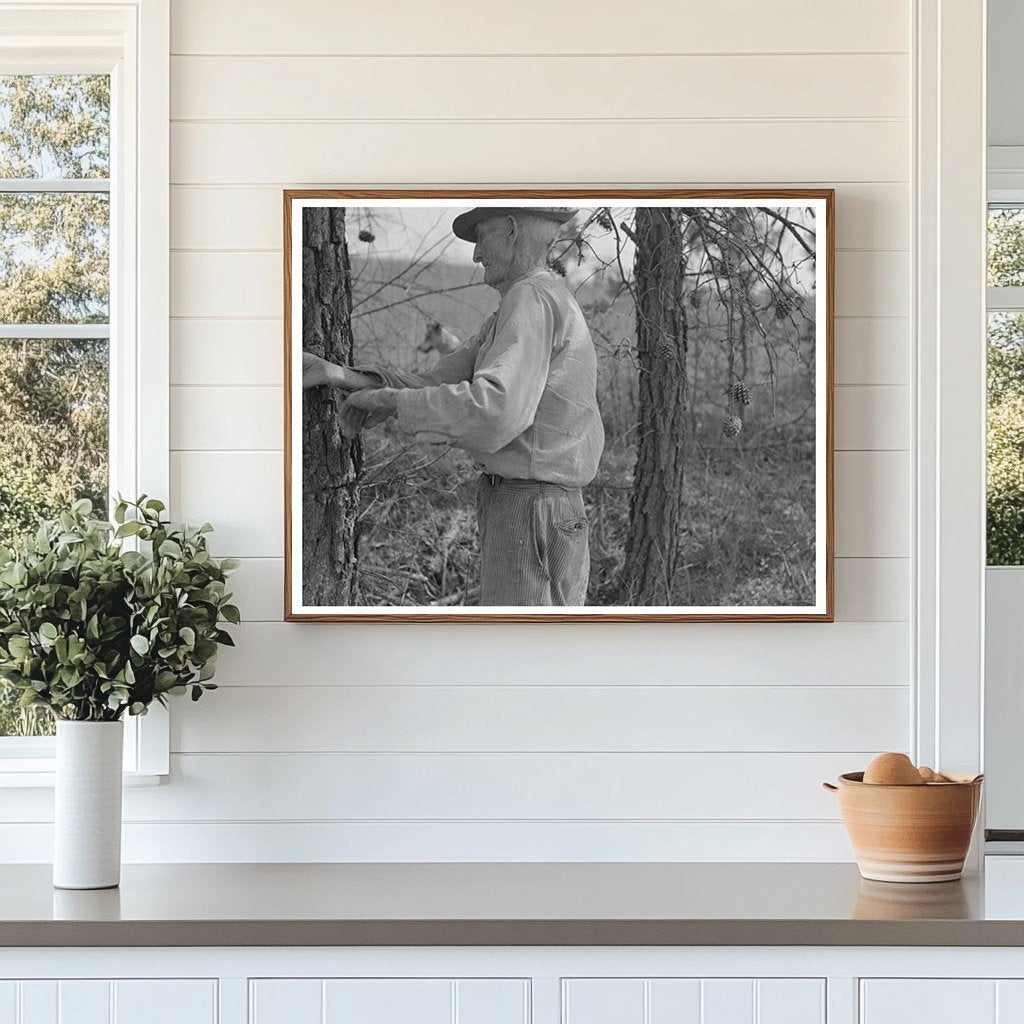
[0, 178, 109, 193]
[0, 324, 111, 339]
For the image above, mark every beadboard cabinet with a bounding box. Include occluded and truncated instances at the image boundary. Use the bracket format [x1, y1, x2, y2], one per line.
[5, 951, 1024, 1024]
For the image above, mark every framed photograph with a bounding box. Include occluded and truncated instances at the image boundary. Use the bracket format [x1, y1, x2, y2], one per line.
[284, 189, 833, 622]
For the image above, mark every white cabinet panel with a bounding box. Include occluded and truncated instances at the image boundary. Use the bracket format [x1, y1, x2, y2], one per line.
[250, 979, 322, 1023]
[58, 982, 110, 1024]
[563, 979, 645, 1024]
[756, 979, 825, 1024]
[251, 979, 527, 1024]
[455, 980, 528, 1024]
[113, 981, 217, 1024]
[648, 979, 701, 1022]
[702, 979, 754, 1024]
[861, 980, 996, 1023]
[323, 980, 451, 1024]
[0, 983, 15, 1024]
[563, 979, 824, 1024]
[19, 983, 56, 1024]
[998, 981, 1024, 1022]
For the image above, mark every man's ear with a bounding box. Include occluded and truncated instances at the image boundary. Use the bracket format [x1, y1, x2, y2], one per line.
[506, 215, 518, 242]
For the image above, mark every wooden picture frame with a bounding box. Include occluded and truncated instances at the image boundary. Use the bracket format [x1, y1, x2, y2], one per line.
[284, 189, 834, 622]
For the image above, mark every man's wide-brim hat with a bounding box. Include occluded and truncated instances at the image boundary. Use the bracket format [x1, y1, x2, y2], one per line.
[451, 206, 579, 243]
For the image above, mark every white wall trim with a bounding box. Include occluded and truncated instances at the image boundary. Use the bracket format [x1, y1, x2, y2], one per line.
[913, 0, 986, 784]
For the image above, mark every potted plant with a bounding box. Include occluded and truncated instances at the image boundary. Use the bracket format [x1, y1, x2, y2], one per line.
[0, 496, 239, 889]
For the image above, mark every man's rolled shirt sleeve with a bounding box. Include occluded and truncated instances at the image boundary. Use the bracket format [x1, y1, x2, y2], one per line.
[392, 282, 555, 454]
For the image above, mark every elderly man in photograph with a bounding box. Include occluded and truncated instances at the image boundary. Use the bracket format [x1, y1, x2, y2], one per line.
[303, 206, 605, 606]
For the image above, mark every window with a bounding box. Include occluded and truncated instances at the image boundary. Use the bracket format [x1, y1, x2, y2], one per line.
[986, 205, 1024, 565]
[0, 73, 111, 739]
[0, 3, 169, 779]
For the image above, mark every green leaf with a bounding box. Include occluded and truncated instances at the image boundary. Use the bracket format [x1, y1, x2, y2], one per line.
[39, 622, 58, 641]
[145, 498, 166, 513]
[117, 520, 140, 537]
[130, 634, 150, 656]
[158, 539, 183, 559]
[178, 626, 196, 646]
[220, 604, 240, 625]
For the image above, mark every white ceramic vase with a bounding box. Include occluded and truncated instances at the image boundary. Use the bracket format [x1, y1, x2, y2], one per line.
[53, 719, 124, 889]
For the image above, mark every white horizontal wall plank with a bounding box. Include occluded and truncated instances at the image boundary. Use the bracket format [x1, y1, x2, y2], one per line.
[171, 386, 281, 450]
[122, 751, 867, 820]
[0, 819, 857, 862]
[171, 684, 909, 754]
[171, 252, 279, 318]
[171, 451, 282, 556]
[834, 319, 909, 385]
[170, 184, 909, 252]
[834, 385, 910, 450]
[225, 558, 283, 620]
[563, 980, 644, 1024]
[171, 54, 909, 121]
[210, 621, 909, 687]
[171, 249, 908, 321]
[833, 558, 909, 621]
[170, 121, 909, 186]
[170, 319, 282, 386]
[170, 0, 910, 55]
[835, 251, 909, 318]
[834, 452, 910, 557]
[227, 556, 908, 623]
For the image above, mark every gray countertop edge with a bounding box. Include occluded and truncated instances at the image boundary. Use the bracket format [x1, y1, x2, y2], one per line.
[4, 919, 1024, 948]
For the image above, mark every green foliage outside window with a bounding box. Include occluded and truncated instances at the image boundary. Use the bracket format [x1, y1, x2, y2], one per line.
[988, 208, 1024, 566]
[0, 75, 110, 736]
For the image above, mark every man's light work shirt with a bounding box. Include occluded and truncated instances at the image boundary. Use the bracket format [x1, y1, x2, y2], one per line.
[358, 270, 604, 487]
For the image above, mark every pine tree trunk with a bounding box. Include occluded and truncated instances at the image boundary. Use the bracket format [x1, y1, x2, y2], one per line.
[619, 207, 689, 605]
[301, 207, 362, 606]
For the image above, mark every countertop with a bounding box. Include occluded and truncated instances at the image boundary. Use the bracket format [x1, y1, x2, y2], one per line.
[4, 861, 1024, 947]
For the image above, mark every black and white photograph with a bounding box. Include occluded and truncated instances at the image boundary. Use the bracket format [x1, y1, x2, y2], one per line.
[285, 191, 833, 621]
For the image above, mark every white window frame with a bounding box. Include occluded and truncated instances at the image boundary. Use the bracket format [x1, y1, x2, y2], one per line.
[0, 0, 169, 785]
[913, 0, 986, 859]
[983, 166, 1024, 841]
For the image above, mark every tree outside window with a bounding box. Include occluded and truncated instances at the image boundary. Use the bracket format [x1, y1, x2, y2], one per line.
[0, 75, 110, 736]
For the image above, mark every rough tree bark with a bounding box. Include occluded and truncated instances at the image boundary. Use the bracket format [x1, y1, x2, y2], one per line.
[301, 207, 362, 606]
[618, 207, 689, 605]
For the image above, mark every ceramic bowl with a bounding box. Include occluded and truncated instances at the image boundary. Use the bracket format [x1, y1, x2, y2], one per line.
[823, 771, 983, 883]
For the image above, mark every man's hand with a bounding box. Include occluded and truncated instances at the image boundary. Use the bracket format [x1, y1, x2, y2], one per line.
[344, 388, 400, 414]
[302, 352, 347, 390]
[339, 389, 399, 438]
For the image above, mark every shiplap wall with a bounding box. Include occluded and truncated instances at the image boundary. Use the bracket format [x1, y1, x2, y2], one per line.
[3, 0, 915, 861]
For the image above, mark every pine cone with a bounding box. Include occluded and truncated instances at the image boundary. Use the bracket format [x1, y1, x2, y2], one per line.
[722, 415, 743, 438]
[729, 380, 751, 405]
[774, 297, 792, 320]
[688, 290, 702, 310]
[358, 229, 375, 243]
[656, 339, 676, 361]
